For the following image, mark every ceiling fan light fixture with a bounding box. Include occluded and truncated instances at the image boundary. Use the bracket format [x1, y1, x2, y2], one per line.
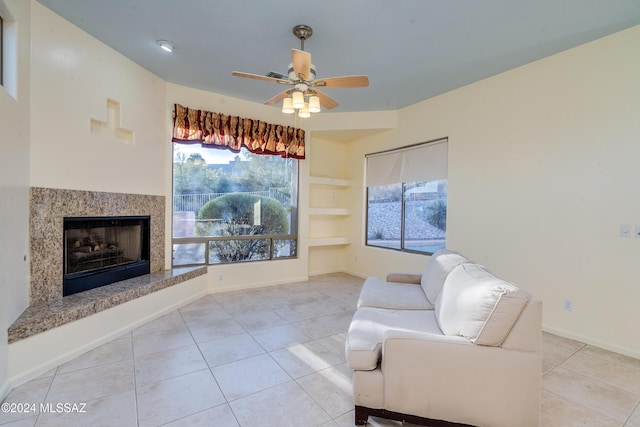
[292, 91, 305, 109]
[282, 97, 295, 114]
[232, 24, 368, 114]
[308, 96, 321, 113]
[298, 103, 311, 118]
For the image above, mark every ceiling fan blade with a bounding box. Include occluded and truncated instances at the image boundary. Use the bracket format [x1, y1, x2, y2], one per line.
[313, 75, 369, 88]
[264, 90, 290, 106]
[315, 90, 339, 110]
[232, 71, 290, 85]
[292, 49, 311, 81]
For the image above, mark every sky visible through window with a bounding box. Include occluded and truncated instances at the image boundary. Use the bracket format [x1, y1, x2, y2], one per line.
[173, 143, 238, 165]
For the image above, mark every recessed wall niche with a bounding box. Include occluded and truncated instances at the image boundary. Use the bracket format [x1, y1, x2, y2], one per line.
[90, 98, 135, 145]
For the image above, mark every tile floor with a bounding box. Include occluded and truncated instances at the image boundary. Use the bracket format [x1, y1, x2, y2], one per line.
[1, 273, 639, 427]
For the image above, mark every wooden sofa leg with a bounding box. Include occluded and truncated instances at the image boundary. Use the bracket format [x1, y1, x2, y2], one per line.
[354, 406, 369, 426]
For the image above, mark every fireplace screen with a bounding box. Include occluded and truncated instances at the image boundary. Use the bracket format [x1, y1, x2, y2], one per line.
[63, 216, 150, 296]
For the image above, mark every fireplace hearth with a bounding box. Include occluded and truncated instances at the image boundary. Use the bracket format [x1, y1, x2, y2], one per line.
[63, 216, 151, 296]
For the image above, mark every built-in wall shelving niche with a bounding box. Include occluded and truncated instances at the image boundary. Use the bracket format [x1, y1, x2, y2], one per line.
[308, 207, 351, 216]
[308, 176, 352, 187]
[308, 237, 351, 247]
[308, 175, 352, 248]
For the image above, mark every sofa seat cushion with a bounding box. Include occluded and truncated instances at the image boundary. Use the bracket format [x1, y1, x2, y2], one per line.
[345, 307, 441, 370]
[435, 263, 529, 346]
[421, 249, 471, 305]
[357, 277, 432, 310]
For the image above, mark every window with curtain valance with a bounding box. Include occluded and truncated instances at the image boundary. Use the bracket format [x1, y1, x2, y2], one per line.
[171, 104, 300, 267]
[172, 103, 306, 159]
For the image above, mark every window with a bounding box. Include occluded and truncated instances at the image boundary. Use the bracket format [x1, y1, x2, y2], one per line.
[0, 5, 16, 97]
[0, 13, 3, 86]
[172, 144, 298, 266]
[366, 139, 448, 255]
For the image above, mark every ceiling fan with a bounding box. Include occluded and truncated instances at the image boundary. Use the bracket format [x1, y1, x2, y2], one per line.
[232, 25, 369, 114]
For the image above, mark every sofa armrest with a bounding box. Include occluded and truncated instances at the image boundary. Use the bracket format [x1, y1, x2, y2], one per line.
[385, 273, 422, 284]
[383, 329, 468, 345]
[380, 331, 541, 427]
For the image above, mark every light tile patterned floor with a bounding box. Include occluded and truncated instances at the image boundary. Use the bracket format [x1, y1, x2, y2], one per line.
[1, 273, 640, 426]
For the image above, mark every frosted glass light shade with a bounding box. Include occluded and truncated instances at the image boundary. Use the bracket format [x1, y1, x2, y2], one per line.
[298, 104, 311, 118]
[292, 91, 305, 109]
[308, 96, 321, 113]
[282, 97, 295, 114]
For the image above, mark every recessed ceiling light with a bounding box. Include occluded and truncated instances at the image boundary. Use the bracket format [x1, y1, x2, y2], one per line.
[156, 40, 175, 53]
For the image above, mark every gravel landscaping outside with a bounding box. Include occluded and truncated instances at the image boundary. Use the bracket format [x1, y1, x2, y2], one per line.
[367, 201, 446, 241]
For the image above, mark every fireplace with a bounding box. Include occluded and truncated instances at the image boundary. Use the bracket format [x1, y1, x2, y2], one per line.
[63, 216, 151, 296]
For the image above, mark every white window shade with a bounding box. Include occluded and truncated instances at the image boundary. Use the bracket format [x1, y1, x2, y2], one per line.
[366, 139, 448, 187]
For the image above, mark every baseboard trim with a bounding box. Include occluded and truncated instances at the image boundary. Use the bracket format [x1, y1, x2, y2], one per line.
[207, 275, 309, 294]
[0, 377, 11, 402]
[338, 268, 367, 280]
[6, 270, 363, 390]
[543, 325, 640, 360]
[8, 275, 207, 389]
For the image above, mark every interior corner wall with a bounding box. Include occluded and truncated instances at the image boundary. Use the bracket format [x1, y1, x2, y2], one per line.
[0, 0, 31, 399]
[29, 1, 166, 196]
[347, 25, 640, 358]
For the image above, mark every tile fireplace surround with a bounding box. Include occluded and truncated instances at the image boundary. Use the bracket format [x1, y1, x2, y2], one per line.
[30, 187, 165, 304]
[7, 188, 206, 343]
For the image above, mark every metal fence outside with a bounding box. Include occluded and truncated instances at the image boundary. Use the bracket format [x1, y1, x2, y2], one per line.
[173, 188, 290, 214]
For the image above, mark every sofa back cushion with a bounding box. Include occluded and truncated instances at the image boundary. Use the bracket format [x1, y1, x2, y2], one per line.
[435, 263, 529, 346]
[421, 249, 471, 305]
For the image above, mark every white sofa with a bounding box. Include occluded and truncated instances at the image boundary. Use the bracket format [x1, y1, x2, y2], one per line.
[345, 250, 542, 427]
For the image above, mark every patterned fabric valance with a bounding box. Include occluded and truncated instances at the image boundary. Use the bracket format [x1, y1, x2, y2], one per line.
[172, 104, 305, 159]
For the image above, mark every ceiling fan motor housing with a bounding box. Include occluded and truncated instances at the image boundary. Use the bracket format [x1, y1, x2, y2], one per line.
[288, 64, 316, 82]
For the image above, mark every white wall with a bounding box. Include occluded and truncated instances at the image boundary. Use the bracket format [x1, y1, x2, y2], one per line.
[3, 2, 198, 389]
[29, 1, 166, 196]
[0, 0, 31, 399]
[346, 25, 640, 358]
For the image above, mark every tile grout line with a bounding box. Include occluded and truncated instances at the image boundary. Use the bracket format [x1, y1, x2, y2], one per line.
[622, 399, 640, 426]
[212, 282, 354, 426]
[131, 330, 141, 427]
[177, 304, 242, 427]
[542, 388, 623, 425]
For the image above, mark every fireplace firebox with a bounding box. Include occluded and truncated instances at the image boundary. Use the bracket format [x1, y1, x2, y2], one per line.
[63, 216, 151, 296]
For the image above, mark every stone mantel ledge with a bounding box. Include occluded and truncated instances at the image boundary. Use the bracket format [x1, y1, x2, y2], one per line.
[8, 267, 207, 344]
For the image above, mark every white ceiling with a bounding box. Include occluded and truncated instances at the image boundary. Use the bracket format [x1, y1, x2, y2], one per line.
[37, 0, 640, 113]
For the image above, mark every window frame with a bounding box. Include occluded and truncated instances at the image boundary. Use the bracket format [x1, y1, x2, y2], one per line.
[171, 144, 300, 267]
[365, 138, 448, 255]
[0, 12, 4, 86]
